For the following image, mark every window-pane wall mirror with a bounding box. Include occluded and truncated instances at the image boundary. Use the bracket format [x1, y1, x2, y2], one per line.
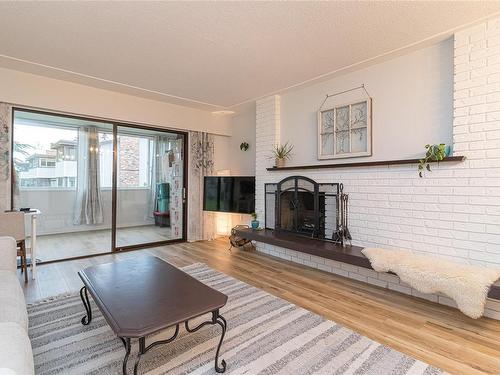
[12, 109, 187, 262]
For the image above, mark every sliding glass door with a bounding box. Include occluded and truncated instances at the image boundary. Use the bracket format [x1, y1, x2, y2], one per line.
[12, 110, 114, 262]
[115, 125, 185, 249]
[12, 109, 186, 262]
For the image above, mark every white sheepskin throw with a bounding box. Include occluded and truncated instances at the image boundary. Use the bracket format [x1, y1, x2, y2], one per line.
[362, 247, 500, 319]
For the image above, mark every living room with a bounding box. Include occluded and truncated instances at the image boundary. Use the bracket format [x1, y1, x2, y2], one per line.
[1, 2, 500, 375]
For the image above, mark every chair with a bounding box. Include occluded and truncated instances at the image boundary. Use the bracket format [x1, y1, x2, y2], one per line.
[0, 212, 28, 283]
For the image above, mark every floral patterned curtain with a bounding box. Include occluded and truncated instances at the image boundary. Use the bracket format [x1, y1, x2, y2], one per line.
[188, 131, 216, 241]
[0, 103, 12, 212]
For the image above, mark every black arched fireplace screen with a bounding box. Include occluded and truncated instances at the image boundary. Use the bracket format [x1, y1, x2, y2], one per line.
[265, 176, 340, 240]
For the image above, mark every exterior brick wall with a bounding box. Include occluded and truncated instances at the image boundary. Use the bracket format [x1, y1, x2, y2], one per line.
[254, 18, 500, 319]
[118, 136, 140, 187]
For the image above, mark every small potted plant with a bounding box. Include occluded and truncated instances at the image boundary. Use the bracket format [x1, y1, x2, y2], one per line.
[250, 212, 259, 229]
[418, 143, 448, 177]
[272, 142, 293, 168]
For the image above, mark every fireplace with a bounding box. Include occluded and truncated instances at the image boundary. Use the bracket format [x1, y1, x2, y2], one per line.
[265, 176, 340, 241]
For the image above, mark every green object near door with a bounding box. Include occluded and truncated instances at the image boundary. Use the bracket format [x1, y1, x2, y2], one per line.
[156, 183, 170, 213]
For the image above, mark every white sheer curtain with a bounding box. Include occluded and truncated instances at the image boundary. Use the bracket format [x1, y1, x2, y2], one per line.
[74, 126, 104, 225]
[147, 135, 170, 218]
[188, 131, 216, 241]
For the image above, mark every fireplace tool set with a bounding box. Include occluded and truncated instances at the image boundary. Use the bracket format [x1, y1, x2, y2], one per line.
[333, 183, 352, 246]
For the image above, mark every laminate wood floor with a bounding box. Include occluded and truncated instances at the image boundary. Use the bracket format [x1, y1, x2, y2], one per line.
[18, 238, 500, 375]
[29, 225, 173, 262]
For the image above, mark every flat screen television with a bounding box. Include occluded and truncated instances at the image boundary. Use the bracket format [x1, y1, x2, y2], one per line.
[203, 176, 255, 214]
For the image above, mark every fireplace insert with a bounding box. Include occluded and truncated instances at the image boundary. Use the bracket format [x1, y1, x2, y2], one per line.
[265, 176, 340, 241]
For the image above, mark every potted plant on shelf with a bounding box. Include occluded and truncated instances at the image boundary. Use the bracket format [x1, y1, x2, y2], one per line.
[250, 212, 259, 229]
[418, 143, 449, 177]
[272, 142, 293, 168]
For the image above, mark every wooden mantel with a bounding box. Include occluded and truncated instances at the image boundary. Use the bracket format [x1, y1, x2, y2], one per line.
[266, 156, 466, 171]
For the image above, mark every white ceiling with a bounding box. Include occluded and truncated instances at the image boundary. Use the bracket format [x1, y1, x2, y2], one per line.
[0, 2, 499, 110]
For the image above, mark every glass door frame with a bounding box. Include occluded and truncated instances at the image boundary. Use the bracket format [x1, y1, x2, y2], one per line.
[112, 121, 188, 252]
[11, 107, 189, 262]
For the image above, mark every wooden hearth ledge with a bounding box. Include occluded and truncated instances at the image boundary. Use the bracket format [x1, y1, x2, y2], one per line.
[234, 228, 500, 300]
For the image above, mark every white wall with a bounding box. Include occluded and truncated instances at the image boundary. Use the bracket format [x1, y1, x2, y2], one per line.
[213, 135, 231, 173]
[228, 104, 256, 176]
[211, 114, 256, 236]
[209, 105, 256, 235]
[280, 39, 454, 165]
[213, 104, 256, 176]
[0, 67, 231, 136]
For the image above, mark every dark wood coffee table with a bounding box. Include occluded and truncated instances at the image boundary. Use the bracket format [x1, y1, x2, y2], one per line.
[78, 257, 228, 374]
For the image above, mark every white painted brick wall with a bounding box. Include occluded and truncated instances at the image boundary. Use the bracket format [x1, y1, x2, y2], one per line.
[255, 95, 280, 223]
[253, 19, 500, 319]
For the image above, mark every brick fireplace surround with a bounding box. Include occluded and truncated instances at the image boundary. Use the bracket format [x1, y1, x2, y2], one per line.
[254, 19, 500, 319]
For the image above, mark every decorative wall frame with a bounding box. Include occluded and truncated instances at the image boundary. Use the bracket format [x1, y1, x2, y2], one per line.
[317, 87, 372, 160]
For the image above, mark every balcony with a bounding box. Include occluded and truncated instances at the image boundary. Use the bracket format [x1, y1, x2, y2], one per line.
[20, 187, 178, 262]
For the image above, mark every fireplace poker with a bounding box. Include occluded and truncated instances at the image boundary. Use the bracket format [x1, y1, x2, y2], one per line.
[344, 194, 352, 244]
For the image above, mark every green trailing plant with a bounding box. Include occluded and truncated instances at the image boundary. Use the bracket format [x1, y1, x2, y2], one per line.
[418, 143, 447, 178]
[240, 142, 249, 151]
[272, 142, 294, 160]
[251, 212, 257, 221]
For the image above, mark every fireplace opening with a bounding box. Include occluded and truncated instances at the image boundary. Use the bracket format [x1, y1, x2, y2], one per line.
[265, 176, 339, 242]
[279, 191, 325, 237]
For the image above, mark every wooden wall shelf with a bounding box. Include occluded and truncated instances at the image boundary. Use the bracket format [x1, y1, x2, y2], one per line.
[266, 156, 466, 171]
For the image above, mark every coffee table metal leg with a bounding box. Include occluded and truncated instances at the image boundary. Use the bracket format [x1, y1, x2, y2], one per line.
[126, 326, 179, 375]
[185, 310, 227, 373]
[79, 286, 92, 325]
[122, 338, 131, 375]
[133, 337, 146, 375]
[214, 313, 227, 373]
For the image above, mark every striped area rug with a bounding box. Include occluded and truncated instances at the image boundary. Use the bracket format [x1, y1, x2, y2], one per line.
[28, 263, 446, 374]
